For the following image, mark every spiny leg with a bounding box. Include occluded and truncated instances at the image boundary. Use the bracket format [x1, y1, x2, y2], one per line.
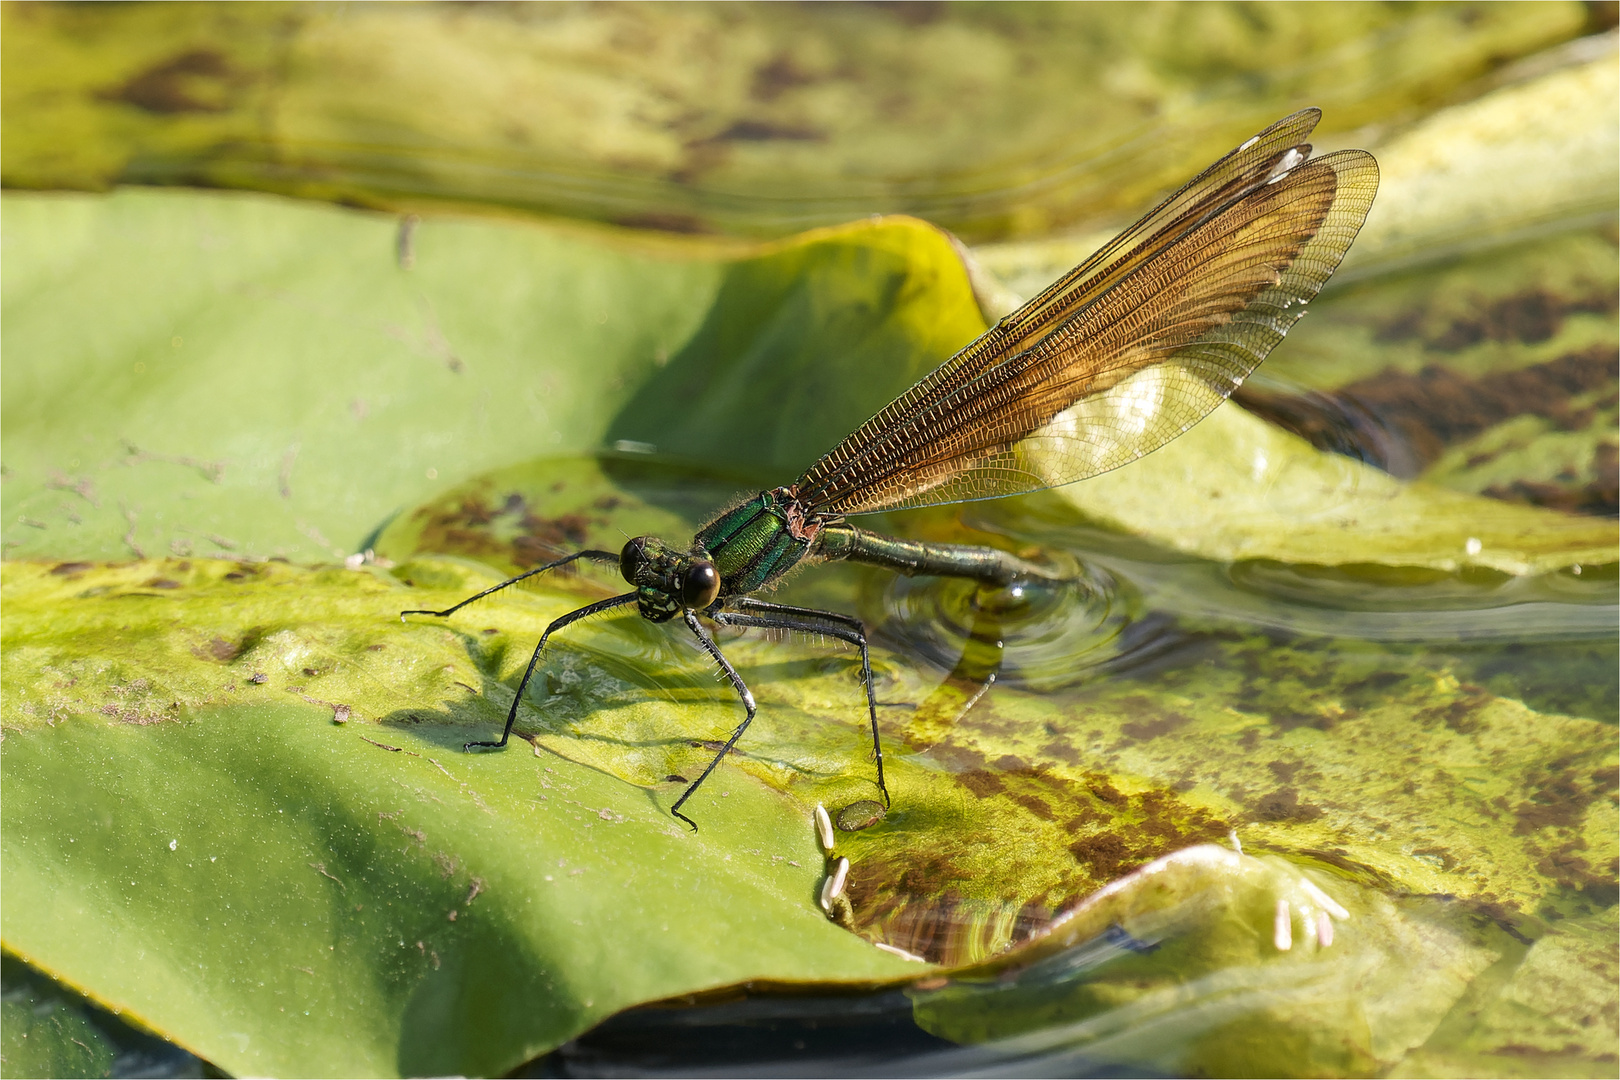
[399, 549, 620, 621]
[671, 609, 758, 831]
[713, 597, 888, 808]
[467, 592, 638, 751]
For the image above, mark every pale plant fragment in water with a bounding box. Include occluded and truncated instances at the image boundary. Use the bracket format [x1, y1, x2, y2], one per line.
[908, 846, 1509, 1076]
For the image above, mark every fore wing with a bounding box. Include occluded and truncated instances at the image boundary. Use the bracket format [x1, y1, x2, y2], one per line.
[794, 108, 1379, 516]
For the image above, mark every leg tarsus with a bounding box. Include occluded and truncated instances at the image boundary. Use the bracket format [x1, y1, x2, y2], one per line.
[669, 611, 757, 828]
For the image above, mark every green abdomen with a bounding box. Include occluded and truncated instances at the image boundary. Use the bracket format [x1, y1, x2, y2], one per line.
[694, 491, 808, 596]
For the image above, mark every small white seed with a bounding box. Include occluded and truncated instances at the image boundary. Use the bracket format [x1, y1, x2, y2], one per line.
[814, 804, 835, 854]
[1317, 910, 1334, 948]
[1273, 898, 1293, 952]
[1228, 829, 1243, 855]
[819, 856, 851, 912]
[829, 856, 849, 900]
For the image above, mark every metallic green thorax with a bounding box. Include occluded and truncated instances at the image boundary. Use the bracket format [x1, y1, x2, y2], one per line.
[693, 488, 816, 597]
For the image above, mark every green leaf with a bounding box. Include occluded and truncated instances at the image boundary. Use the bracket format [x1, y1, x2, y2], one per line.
[0, 190, 975, 563]
[1, 557, 919, 1078]
[1048, 400, 1617, 575]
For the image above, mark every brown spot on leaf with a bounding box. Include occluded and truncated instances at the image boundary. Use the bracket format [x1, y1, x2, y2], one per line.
[104, 49, 236, 114]
[1253, 787, 1323, 822]
[1040, 740, 1080, 765]
[1418, 687, 1493, 735]
[1537, 841, 1619, 906]
[1010, 793, 1055, 821]
[751, 53, 819, 103]
[202, 637, 241, 663]
[1067, 832, 1130, 878]
[1512, 761, 1602, 834]
[612, 212, 710, 235]
[1088, 778, 1126, 805]
[1267, 760, 1301, 783]
[1120, 711, 1193, 741]
[957, 769, 1005, 798]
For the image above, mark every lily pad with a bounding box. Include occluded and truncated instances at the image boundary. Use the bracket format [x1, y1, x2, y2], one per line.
[1049, 399, 1617, 575]
[1, 557, 921, 1077]
[0, 190, 976, 564]
[0, 2, 1593, 239]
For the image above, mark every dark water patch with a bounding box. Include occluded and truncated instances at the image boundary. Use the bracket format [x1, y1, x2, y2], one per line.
[1449, 638, 1620, 725]
[1252, 787, 1324, 823]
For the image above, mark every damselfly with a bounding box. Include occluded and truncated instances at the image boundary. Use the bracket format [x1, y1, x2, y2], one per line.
[403, 109, 1379, 829]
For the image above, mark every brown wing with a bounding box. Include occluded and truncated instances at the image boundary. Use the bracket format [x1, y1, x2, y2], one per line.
[794, 109, 1379, 516]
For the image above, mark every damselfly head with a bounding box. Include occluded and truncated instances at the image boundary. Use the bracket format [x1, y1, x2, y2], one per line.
[620, 535, 720, 612]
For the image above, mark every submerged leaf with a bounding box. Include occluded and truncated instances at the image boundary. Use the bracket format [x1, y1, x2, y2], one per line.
[0, 3, 1590, 239]
[909, 847, 1506, 1075]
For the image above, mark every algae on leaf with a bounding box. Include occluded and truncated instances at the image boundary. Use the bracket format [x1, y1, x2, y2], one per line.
[1, 558, 920, 1078]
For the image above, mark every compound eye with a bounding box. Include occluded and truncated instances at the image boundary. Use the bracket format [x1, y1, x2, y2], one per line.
[680, 561, 720, 608]
[620, 537, 650, 586]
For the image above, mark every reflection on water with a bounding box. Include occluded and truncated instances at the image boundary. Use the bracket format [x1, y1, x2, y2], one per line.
[878, 561, 1128, 693]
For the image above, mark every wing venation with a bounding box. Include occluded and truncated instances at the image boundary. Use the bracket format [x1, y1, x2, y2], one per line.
[795, 111, 1378, 516]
